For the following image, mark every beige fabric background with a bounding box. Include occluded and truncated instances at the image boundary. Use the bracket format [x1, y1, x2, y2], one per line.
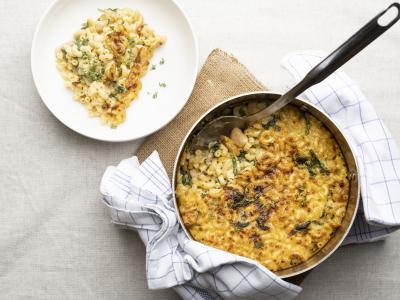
[1, 0, 400, 299]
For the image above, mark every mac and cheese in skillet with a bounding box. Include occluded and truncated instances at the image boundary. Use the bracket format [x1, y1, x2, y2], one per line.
[176, 103, 349, 272]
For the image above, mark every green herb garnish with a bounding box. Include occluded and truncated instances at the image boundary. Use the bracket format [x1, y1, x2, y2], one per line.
[231, 155, 238, 176]
[152, 92, 158, 99]
[128, 36, 136, 45]
[296, 187, 307, 207]
[229, 197, 254, 209]
[115, 85, 126, 94]
[295, 221, 311, 231]
[310, 150, 329, 174]
[300, 199, 306, 207]
[256, 215, 270, 231]
[159, 82, 167, 88]
[290, 221, 311, 236]
[151, 64, 156, 70]
[301, 111, 311, 135]
[305, 160, 316, 176]
[251, 234, 264, 249]
[312, 220, 324, 225]
[262, 115, 278, 130]
[159, 58, 165, 65]
[75, 37, 89, 50]
[181, 169, 192, 186]
[293, 150, 328, 176]
[84, 66, 104, 82]
[254, 241, 264, 249]
[294, 154, 315, 176]
[210, 142, 220, 155]
[233, 221, 250, 231]
[210, 200, 219, 206]
[243, 185, 249, 196]
[294, 155, 308, 165]
[80, 52, 90, 60]
[238, 150, 247, 161]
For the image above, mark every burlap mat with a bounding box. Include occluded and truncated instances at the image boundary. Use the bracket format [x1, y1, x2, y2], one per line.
[137, 49, 265, 177]
[137, 48, 308, 285]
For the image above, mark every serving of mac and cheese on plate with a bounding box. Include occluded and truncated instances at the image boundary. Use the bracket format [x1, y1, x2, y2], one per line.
[176, 102, 350, 272]
[32, 0, 198, 141]
[56, 8, 166, 128]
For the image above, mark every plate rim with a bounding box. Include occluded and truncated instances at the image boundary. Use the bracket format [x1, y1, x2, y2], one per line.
[31, 0, 199, 143]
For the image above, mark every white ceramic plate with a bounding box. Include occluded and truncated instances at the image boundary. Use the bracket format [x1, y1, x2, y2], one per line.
[31, 0, 198, 142]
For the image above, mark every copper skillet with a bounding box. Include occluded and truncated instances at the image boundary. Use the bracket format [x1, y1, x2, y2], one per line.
[172, 91, 360, 278]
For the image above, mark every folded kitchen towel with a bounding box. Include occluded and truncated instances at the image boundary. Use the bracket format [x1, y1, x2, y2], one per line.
[100, 151, 302, 300]
[100, 50, 400, 299]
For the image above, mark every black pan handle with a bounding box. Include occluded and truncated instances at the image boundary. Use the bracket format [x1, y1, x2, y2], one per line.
[287, 2, 400, 98]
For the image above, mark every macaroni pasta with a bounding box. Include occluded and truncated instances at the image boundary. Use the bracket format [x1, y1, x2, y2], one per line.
[56, 8, 166, 127]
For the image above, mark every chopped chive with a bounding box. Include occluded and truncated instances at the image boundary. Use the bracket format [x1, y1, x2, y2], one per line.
[295, 221, 311, 231]
[238, 150, 247, 160]
[181, 169, 192, 186]
[231, 155, 238, 176]
[289, 221, 311, 236]
[301, 111, 311, 135]
[229, 197, 254, 209]
[115, 85, 126, 94]
[233, 221, 250, 231]
[312, 220, 324, 225]
[262, 115, 278, 130]
[310, 150, 329, 174]
[254, 241, 264, 249]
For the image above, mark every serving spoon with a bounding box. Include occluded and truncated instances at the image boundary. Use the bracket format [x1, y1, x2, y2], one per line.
[191, 2, 400, 150]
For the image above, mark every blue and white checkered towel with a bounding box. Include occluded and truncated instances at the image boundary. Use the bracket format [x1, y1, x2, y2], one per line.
[100, 51, 400, 299]
[100, 151, 301, 300]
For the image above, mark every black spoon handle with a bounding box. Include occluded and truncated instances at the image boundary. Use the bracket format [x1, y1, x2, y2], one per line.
[292, 2, 400, 95]
[249, 3, 400, 121]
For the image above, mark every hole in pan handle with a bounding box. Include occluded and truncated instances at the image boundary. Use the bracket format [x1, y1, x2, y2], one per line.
[377, 3, 400, 27]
